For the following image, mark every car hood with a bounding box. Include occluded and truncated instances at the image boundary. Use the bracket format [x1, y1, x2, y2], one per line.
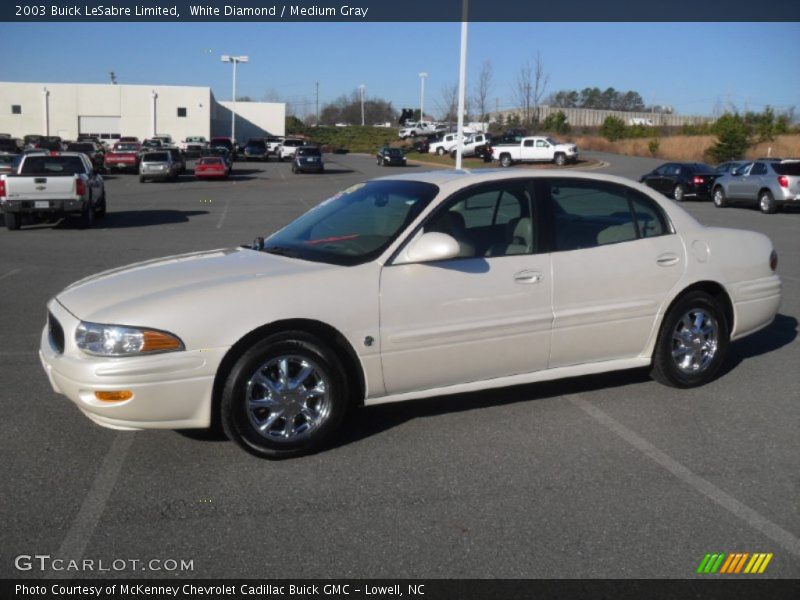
[57, 247, 337, 324]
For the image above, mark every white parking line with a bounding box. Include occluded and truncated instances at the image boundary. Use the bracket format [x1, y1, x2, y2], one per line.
[216, 197, 232, 229]
[46, 433, 135, 578]
[0, 268, 22, 281]
[566, 393, 800, 559]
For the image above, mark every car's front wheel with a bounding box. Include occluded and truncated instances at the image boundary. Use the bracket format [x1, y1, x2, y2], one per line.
[651, 291, 729, 388]
[499, 154, 512, 168]
[673, 184, 685, 202]
[712, 186, 727, 208]
[221, 332, 349, 458]
[436, 147, 445, 156]
[554, 153, 566, 166]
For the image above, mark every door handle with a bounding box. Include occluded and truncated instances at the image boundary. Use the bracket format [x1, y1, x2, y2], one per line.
[656, 253, 680, 267]
[513, 270, 543, 284]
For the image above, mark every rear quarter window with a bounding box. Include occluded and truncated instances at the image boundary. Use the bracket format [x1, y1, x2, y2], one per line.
[773, 162, 800, 176]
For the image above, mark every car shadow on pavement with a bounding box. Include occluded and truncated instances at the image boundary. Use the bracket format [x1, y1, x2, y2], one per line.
[91, 210, 209, 229]
[720, 312, 797, 376]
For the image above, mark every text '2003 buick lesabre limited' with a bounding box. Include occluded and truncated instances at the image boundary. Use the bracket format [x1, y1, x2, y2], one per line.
[39, 170, 782, 458]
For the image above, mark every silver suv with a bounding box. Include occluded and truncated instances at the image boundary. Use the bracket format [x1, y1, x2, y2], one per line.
[139, 151, 179, 183]
[712, 159, 800, 213]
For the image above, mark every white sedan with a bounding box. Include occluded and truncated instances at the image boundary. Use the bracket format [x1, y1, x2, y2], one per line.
[39, 170, 782, 458]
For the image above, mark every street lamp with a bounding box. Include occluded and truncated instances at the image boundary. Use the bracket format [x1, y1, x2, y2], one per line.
[221, 54, 249, 142]
[418, 72, 428, 124]
[359, 84, 366, 126]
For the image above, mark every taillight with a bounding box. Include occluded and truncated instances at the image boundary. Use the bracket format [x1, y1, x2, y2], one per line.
[778, 176, 789, 188]
[0, 179, 6, 198]
[75, 179, 86, 196]
[693, 176, 704, 185]
[770, 250, 778, 271]
[50, 151, 58, 156]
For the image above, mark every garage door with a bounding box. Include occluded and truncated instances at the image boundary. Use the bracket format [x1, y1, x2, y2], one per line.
[78, 116, 121, 136]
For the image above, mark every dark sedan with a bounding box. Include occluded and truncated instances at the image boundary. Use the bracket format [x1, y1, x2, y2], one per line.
[376, 147, 407, 167]
[639, 162, 720, 202]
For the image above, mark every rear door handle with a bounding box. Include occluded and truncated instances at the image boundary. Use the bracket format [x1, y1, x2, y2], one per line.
[513, 270, 543, 284]
[656, 253, 680, 267]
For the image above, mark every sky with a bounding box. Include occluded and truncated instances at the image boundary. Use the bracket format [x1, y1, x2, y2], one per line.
[1, 21, 798, 119]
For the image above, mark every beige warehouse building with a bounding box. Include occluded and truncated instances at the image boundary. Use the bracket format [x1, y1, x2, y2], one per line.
[0, 81, 285, 142]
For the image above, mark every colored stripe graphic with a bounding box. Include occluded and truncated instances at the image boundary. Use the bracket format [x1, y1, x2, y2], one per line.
[696, 554, 712, 574]
[758, 553, 773, 573]
[719, 553, 736, 573]
[706, 552, 774, 574]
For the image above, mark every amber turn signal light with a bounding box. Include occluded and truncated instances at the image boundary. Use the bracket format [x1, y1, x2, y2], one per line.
[95, 390, 133, 402]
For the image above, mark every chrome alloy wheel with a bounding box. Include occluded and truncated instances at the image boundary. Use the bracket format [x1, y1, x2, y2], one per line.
[246, 355, 332, 442]
[671, 309, 719, 374]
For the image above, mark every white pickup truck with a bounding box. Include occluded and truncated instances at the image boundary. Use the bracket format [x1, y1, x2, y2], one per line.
[0, 152, 106, 230]
[492, 136, 578, 167]
[399, 121, 437, 139]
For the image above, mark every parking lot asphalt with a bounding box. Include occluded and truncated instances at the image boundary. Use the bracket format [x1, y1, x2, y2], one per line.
[1, 152, 798, 579]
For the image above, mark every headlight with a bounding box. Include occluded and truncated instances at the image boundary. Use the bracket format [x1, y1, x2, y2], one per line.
[75, 322, 184, 357]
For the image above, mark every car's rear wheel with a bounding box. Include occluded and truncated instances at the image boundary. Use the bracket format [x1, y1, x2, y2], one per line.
[436, 147, 445, 156]
[712, 186, 727, 208]
[221, 332, 349, 458]
[759, 190, 777, 214]
[651, 291, 729, 388]
[4, 212, 20, 231]
[673, 184, 685, 202]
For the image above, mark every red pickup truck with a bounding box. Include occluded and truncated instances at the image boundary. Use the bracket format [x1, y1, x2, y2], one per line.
[104, 142, 141, 173]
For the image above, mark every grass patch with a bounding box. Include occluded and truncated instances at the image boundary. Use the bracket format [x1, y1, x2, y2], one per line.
[406, 152, 491, 169]
[293, 125, 401, 154]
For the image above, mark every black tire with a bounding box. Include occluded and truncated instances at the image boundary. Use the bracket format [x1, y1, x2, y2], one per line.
[651, 291, 729, 388]
[221, 331, 350, 458]
[96, 193, 107, 219]
[673, 184, 685, 202]
[759, 190, 777, 214]
[4, 212, 20, 231]
[436, 147, 445, 156]
[554, 153, 566, 166]
[139, 176, 146, 183]
[712, 186, 727, 208]
[499, 154, 513, 168]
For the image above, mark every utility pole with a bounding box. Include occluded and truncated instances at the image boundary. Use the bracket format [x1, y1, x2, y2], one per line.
[315, 81, 320, 125]
[359, 84, 366, 126]
[454, 0, 468, 169]
[419, 72, 428, 123]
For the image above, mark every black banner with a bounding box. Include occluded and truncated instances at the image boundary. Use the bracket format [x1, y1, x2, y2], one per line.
[2, 0, 799, 22]
[3, 579, 800, 600]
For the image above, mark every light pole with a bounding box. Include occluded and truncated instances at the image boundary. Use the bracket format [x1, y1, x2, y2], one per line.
[418, 72, 428, 124]
[150, 90, 158, 138]
[455, 0, 468, 169]
[42, 88, 50, 136]
[221, 54, 249, 142]
[359, 84, 366, 126]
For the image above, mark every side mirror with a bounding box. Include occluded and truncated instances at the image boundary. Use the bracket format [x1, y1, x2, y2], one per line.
[395, 232, 461, 264]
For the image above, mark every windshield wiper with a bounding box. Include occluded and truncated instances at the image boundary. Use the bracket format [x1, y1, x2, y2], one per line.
[263, 245, 300, 258]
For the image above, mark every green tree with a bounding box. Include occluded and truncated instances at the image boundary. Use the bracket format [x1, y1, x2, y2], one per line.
[542, 110, 571, 134]
[600, 116, 626, 141]
[707, 113, 751, 162]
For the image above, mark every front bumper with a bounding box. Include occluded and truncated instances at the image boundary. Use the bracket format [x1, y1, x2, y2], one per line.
[39, 300, 228, 430]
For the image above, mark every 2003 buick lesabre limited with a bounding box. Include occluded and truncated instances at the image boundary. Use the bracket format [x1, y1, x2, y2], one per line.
[39, 170, 782, 458]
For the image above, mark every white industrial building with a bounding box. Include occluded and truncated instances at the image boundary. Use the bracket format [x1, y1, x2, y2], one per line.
[0, 81, 285, 142]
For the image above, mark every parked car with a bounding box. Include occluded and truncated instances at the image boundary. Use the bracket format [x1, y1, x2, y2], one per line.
[201, 147, 234, 172]
[715, 160, 749, 175]
[194, 156, 230, 180]
[376, 147, 407, 167]
[139, 151, 180, 182]
[277, 138, 305, 161]
[448, 133, 492, 159]
[712, 159, 800, 213]
[164, 147, 186, 174]
[0, 152, 106, 230]
[292, 146, 324, 173]
[119, 136, 140, 143]
[104, 142, 142, 173]
[179, 136, 208, 158]
[0, 152, 20, 174]
[492, 136, 578, 167]
[141, 139, 166, 150]
[36, 136, 63, 152]
[0, 137, 23, 154]
[429, 133, 462, 156]
[243, 138, 269, 162]
[38, 170, 781, 458]
[65, 142, 105, 171]
[412, 133, 442, 154]
[639, 162, 720, 202]
[209, 137, 238, 160]
[265, 137, 284, 156]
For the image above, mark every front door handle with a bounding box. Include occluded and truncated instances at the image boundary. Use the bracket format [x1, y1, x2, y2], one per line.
[513, 270, 543, 284]
[656, 253, 680, 267]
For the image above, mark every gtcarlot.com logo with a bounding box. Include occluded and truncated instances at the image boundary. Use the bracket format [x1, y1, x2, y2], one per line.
[696, 552, 773, 574]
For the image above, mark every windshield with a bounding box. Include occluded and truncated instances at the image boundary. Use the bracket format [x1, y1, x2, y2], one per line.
[263, 180, 439, 266]
[143, 152, 169, 162]
[21, 156, 86, 175]
[114, 143, 139, 152]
